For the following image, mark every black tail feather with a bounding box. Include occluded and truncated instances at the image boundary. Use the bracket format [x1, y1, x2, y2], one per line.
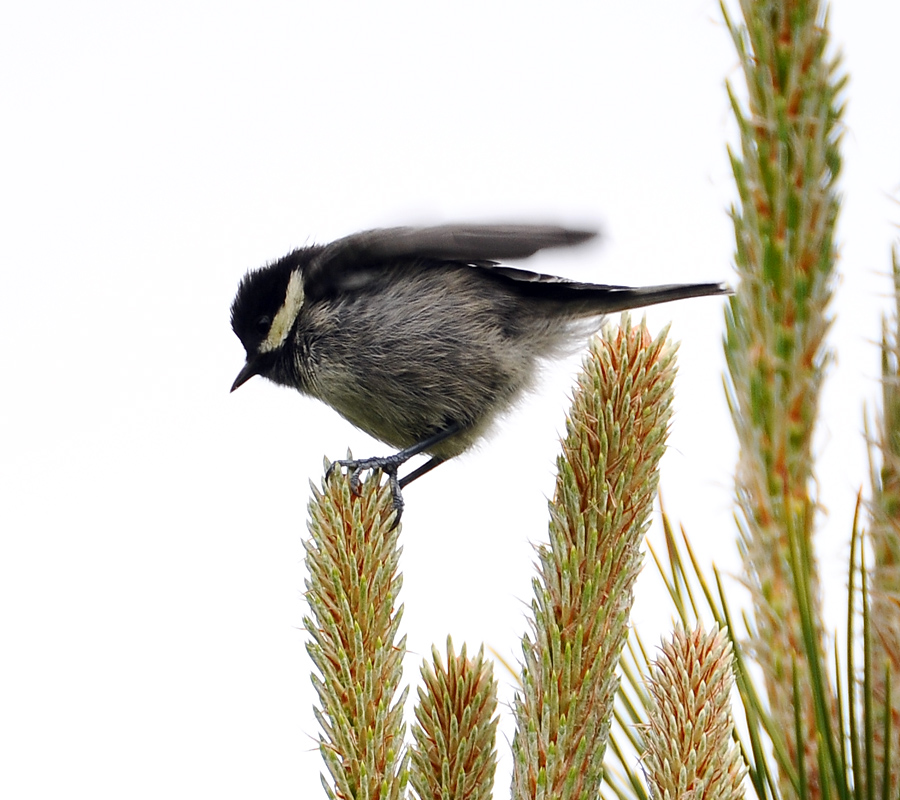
[575, 281, 732, 314]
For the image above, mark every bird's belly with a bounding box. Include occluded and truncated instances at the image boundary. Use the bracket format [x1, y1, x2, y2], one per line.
[309, 346, 530, 459]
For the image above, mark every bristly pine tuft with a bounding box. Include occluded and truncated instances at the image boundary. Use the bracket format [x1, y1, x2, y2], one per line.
[512, 317, 677, 800]
[303, 464, 409, 800]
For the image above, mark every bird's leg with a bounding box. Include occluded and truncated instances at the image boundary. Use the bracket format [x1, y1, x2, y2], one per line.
[327, 422, 461, 525]
[398, 456, 444, 488]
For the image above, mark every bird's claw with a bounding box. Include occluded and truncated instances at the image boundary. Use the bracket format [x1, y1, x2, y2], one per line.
[326, 456, 405, 528]
[324, 426, 461, 528]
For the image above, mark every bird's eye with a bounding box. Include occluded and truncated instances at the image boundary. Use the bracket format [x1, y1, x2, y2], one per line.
[255, 315, 272, 334]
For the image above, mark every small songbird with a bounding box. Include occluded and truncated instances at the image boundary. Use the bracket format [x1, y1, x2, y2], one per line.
[230, 224, 729, 521]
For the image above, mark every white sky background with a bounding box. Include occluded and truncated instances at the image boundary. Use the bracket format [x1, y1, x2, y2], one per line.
[1, 1, 898, 796]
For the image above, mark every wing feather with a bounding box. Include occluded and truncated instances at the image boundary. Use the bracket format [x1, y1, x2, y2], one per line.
[303, 224, 598, 297]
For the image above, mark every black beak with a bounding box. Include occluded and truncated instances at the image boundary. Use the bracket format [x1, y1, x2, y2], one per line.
[231, 359, 260, 392]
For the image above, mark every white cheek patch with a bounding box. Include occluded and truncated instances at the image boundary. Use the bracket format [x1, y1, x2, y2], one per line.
[261, 270, 305, 352]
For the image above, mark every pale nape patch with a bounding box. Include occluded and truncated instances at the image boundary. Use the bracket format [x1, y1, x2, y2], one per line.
[260, 269, 305, 352]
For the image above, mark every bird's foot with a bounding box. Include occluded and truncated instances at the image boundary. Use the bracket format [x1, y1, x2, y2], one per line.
[326, 455, 406, 526]
[325, 423, 462, 528]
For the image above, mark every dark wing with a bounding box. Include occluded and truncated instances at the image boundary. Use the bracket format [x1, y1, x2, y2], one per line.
[303, 224, 598, 298]
[481, 264, 730, 312]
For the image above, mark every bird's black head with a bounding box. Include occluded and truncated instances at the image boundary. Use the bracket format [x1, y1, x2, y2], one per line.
[231, 260, 293, 351]
[230, 251, 307, 391]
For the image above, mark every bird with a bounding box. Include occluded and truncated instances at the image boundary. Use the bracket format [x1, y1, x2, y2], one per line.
[230, 223, 729, 523]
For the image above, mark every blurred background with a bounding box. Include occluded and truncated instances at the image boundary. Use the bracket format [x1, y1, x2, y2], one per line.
[1, 1, 897, 796]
